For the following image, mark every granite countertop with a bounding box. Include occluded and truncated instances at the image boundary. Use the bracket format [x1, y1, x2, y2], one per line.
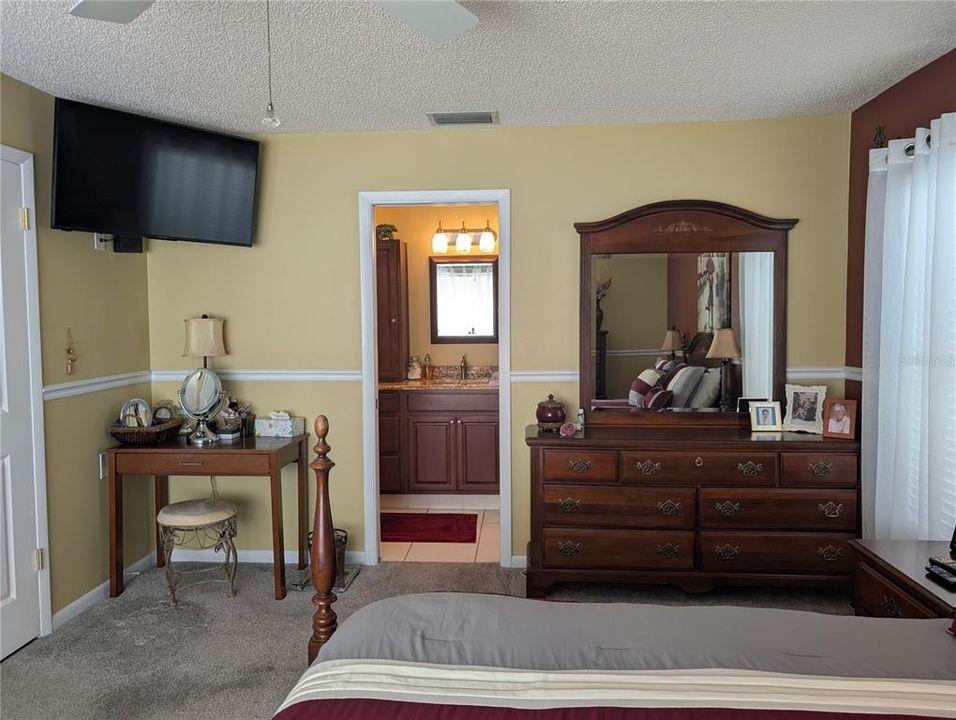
[379, 379, 499, 391]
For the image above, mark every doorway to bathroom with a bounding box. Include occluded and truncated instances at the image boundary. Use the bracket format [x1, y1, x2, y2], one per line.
[357, 190, 512, 567]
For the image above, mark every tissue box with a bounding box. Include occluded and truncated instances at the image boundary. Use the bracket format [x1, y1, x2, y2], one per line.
[255, 416, 305, 437]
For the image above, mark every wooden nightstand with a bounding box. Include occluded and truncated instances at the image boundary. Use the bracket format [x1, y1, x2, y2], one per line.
[849, 539, 955, 619]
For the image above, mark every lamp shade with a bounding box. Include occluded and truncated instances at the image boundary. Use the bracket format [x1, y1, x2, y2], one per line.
[455, 222, 471, 253]
[660, 328, 682, 352]
[183, 316, 226, 358]
[432, 221, 448, 253]
[478, 220, 496, 253]
[705, 328, 740, 360]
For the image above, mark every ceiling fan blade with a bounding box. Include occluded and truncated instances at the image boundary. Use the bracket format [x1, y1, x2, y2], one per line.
[69, 0, 155, 24]
[376, 1, 479, 42]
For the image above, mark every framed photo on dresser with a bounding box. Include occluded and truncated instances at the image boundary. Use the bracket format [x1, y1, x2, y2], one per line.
[822, 398, 857, 440]
[782, 384, 826, 434]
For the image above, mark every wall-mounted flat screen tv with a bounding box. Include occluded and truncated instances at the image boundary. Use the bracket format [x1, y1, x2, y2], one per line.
[52, 98, 259, 247]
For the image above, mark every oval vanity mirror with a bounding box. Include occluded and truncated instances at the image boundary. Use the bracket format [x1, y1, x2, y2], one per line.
[179, 368, 223, 417]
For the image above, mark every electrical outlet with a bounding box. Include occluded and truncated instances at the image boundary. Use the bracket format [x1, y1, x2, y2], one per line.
[93, 233, 110, 251]
[99, 451, 108, 479]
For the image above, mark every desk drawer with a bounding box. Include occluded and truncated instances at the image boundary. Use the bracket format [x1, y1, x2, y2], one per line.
[700, 531, 854, 574]
[116, 452, 271, 476]
[781, 453, 858, 487]
[621, 451, 776, 485]
[543, 450, 617, 482]
[700, 489, 857, 531]
[853, 562, 936, 619]
[542, 527, 694, 570]
[542, 485, 694, 528]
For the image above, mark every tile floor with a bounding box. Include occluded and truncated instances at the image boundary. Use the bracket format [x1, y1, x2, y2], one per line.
[380, 507, 501, 563]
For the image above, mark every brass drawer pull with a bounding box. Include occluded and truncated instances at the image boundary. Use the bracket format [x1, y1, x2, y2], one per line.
[714, 501, 741, 517]
[656, 499, 681, 516]
[556, 540, 583, 556]
[817, 545, 842, 562]
[656, 542, 680, 559]
[636, 460, 663, 475]
[737, 461, 763, 477]
[817, 501, 844, 518]
[880, 594, 903, 618]
[568, 458, 592, 474]
[694, 456, 704, 467]
[715, 544, 741, 560]
[808, 461, 833, 477]
[556, 497, 583, 513]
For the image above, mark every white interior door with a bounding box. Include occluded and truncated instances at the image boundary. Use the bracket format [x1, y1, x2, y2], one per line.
[0, 149, 45, 658]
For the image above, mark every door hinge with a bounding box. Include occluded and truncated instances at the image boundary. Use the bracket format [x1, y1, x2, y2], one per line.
[19, 207, 30, 231]
[34, 548, 44, 571]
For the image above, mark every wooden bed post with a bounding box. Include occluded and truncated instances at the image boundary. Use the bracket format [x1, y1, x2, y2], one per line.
[307, 415, 338, 664]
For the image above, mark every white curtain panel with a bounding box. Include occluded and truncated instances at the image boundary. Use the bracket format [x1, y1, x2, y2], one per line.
[738, 252, 774, 399]
[862, 112, 956, 540]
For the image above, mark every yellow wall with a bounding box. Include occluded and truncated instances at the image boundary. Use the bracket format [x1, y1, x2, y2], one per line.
[374, 204, 499, 367]
[1, 74, 153, 612]
[144, 113, 850, 556]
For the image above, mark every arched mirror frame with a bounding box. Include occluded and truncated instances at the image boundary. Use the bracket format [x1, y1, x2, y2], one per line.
[576, 200, 797, 428]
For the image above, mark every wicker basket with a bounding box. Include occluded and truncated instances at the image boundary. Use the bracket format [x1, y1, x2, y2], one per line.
[109, 418, 183, 446]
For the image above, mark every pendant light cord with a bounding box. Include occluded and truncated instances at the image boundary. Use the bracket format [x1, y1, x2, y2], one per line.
[266, 0, 274, 106]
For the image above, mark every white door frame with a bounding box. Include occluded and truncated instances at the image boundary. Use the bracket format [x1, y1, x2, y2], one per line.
[358, 189, 512, 566]
[1, 144, 52, 636]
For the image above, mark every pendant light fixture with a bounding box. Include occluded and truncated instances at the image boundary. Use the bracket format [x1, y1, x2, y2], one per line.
[261, 0, 280, 128]
[432, 221, 449, 253]
[455, 221, 471, 253]
[478, 219, 496, 253]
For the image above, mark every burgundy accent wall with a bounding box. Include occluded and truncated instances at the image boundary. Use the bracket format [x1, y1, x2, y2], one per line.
[844, 48, 956, 399]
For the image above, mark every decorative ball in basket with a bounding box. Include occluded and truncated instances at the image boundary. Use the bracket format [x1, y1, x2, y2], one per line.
[536, 394, 567, 433]
[110, 398, 183, 445]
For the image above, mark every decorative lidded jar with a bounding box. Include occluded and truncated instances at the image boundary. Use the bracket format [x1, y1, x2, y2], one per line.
[536, 394, 566, 433]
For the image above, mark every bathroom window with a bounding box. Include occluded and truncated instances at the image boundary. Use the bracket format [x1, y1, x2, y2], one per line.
[430, 258, 498, 343]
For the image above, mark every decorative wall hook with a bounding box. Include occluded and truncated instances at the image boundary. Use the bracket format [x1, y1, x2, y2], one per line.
[65, 328, 78, 376]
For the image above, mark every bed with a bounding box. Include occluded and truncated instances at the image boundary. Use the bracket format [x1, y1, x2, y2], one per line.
[292, 417, 955, 720]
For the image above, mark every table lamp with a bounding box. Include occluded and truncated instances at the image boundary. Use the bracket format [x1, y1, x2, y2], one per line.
[660, 326, 684, 362]
[180, 314, 227, 444]
[706, 328, 741, 412]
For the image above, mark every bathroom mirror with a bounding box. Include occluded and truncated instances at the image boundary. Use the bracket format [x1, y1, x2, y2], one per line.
[429, 257, 498, 344]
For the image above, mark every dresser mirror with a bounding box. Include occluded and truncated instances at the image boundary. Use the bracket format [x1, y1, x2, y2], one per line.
[429, 257, 499, 344]
[577, 201, 797, 427]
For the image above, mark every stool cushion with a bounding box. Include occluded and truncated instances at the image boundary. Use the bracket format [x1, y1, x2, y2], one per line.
[157, 498, 238, 528]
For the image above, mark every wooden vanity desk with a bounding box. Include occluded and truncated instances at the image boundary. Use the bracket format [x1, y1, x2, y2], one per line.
[527, 200, 861, 597]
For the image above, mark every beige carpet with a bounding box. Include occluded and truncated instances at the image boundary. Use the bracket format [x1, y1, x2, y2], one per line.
[0, 562, 851, 720]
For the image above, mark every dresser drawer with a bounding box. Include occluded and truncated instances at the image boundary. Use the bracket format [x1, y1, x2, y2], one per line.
[699, 489, 857, 531]
[781, 453, 858, 487]
[542, 528, 694, 570]
[115, 452, 271, 476]
[542, 486, 695, 529]
[700, 531, 854, 574]
[853, 562, 937, 619]
[542, 450, 617, 482]
[621, 451, 777, 486]
[379, 390, 400, 414]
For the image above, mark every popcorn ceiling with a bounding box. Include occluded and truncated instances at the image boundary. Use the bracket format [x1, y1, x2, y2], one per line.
[1, 1, 954, 135]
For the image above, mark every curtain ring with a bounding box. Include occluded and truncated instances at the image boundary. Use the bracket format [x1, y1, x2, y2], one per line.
[904, 142, 916, 157]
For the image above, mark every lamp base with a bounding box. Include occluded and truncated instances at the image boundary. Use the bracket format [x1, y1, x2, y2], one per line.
[719, 359, 736, 413]
[189, 417, 219, 446]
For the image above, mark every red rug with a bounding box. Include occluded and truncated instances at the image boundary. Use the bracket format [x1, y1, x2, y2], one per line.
[380, 513, 478, 543]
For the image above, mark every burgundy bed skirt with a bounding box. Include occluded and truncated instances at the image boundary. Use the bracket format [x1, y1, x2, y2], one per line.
[275, 700, 928, 720]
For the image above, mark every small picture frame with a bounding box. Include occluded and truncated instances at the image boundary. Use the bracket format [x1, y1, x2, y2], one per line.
[822, 398, 857, 440]
[783, 384, 827, 434]
[736, 397, 767, 414]
[749, 401, 782, 431]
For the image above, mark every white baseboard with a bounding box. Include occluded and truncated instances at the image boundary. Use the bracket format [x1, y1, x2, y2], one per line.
[510, 555, 527, 569]
[171, 548, 368, 566]
[52, 552, 154, 629]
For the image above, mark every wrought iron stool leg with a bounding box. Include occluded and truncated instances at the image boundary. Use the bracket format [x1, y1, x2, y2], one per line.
[160, 525, 178, 606]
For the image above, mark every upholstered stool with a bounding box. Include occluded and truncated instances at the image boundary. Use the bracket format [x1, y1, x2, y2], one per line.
[157, 497, 238, 605]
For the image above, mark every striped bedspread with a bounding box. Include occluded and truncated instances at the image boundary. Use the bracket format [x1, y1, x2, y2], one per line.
[274, 593, 956, 720]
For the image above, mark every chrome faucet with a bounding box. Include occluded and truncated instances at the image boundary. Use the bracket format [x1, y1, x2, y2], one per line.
[459, 354, 467, 380]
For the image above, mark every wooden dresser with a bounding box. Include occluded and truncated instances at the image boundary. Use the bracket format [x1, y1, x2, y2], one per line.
[850, 539, 955, 618]
[526, 426, 861, 597]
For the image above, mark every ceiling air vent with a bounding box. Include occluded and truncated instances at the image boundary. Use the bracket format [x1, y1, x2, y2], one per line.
[427, 111, 499, 127]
